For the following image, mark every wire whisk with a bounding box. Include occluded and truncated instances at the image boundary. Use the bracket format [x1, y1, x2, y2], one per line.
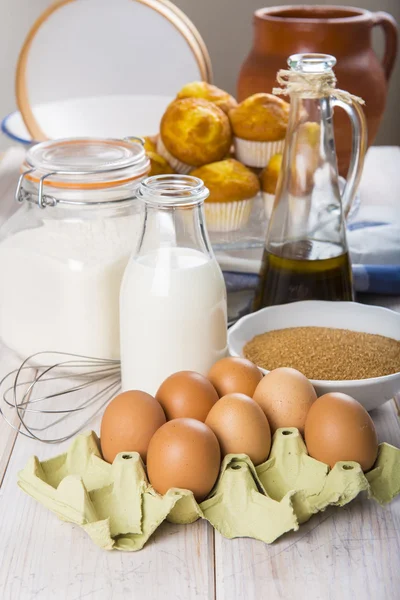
[0, 352, 121, 444]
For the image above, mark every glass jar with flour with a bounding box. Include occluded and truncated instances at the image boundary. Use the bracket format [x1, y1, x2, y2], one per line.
[0, 137, 149, 360]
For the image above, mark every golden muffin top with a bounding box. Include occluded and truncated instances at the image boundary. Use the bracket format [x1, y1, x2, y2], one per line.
[229, 93, 290, 142]
[191, 159, 260, 203]
[177, 81, 237, 114]
[160, 98, 232, 167]
[260, 153, 283, 194]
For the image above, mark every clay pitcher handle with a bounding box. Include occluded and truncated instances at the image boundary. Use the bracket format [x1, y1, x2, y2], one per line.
[332, 99, 368, 217]
[372, 12, 398, 80]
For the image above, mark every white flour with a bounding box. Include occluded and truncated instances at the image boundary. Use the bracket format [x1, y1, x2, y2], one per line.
[0, 214, 141, 360]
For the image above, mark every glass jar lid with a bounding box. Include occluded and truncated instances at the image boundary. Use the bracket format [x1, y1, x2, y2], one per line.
[17, 137, 150, 208]
[23, 137, 150, 186]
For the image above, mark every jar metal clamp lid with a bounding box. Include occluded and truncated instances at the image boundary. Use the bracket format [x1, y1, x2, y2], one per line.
[15, 137, 150, 208]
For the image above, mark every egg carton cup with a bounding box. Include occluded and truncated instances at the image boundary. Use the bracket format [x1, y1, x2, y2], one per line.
[234, 137, 285, 168]
[18, 429, 400, 551]
[204, 198, 255, 233]
[156, 136, 193, 174]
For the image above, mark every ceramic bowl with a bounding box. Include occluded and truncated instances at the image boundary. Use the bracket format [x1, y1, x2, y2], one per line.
[1, 111, 33, 145]
[228, 301, 400, 411]
[1, 95, 174, 147]
[3, 0, 211, 146]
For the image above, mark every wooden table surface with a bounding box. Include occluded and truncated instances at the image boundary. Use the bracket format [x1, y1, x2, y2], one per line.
[0, 147, 399, 600]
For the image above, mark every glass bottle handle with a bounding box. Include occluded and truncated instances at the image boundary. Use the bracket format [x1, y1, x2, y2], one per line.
[332, 98, 368, 217]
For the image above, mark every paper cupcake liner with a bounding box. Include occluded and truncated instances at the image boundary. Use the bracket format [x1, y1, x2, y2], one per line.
[234, 138, 285, 168]
[156, 137, 192, 174]
[204, 198, 254, 232]
[262, 192, 276, 219]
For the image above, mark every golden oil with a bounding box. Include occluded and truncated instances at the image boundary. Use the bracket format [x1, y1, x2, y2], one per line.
[254, 241, 354, 309]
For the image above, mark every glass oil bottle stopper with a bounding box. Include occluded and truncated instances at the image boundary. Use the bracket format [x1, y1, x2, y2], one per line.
[254, 53, 367, 308]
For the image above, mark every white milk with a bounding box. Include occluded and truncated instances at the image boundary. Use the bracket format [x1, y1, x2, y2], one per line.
[120, 246, 227, 395]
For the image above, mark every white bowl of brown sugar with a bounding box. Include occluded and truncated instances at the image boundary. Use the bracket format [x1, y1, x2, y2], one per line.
[228, 301, 400, 411]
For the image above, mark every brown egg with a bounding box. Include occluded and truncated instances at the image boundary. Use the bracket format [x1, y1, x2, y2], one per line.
[146, 418, 221, 500]
[100, 390, 166, 464]
[205, 393, 271, 465]
[208, 357, 263, 397]
[253, 367, 317, 434]
[304, 392, 378, 471]
[156, 371, 219, 422]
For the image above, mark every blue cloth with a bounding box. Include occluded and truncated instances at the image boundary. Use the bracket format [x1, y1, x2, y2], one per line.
[223, 265, 400, 295]
[220, 204, 400, 296]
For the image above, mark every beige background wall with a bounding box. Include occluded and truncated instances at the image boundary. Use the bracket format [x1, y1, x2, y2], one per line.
[0, 0, 398, 150]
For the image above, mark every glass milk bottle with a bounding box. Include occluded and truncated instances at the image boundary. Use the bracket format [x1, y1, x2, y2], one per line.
[120, 175, 228, 395]
[255, 53, 367, 309]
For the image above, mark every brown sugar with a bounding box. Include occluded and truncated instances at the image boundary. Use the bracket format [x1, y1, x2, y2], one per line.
[243, 326, 400, 381]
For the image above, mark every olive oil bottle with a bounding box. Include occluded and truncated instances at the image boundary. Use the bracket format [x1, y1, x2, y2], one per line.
[254, 241, 354, 310]
[255, 53, 366, 308]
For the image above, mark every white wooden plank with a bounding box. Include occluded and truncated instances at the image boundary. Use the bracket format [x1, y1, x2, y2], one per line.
[0, 371, 215, 600]
[214, 400, 400, 600]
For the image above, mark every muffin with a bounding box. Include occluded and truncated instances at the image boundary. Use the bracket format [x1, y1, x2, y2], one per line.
[176, 81, 237, 114]
[158, 98, 232, 173]
[191, 159, 260, 232]
[229, 93, 289, 168]
[260, 153, 283, 218]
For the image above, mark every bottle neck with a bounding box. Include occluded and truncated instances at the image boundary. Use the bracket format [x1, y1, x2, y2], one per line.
[136, 202, 213, 259]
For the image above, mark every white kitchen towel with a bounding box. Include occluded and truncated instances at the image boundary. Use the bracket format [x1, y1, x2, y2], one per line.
[347, 206, 400, 265]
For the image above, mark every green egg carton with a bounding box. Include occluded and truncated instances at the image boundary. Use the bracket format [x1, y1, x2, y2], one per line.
[17, 428, 400, 551]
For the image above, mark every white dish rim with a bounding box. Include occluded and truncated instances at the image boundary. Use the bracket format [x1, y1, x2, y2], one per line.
[1, 111, 33, 145]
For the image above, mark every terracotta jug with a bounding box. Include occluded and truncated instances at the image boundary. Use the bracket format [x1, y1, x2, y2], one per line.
[237, 5, 398, 175]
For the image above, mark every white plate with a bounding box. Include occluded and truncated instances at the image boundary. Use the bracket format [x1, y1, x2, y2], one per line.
[228, 300, 400, 411]
[15, 0, 211, 141]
